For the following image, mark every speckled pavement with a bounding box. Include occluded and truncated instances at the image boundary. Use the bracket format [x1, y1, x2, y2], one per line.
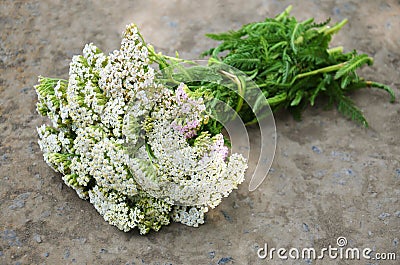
[1, 1, 399, 264]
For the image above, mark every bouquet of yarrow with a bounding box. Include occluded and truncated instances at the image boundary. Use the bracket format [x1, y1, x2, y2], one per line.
[35, 7, 394, 234]
[35, 24, 250, 234]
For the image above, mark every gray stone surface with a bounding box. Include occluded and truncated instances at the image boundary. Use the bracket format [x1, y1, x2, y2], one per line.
[0, 0, 399, 264]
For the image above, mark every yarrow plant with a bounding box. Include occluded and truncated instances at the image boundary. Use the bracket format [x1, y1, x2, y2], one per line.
[36, 24, 247, 234]
[35, 7, 395, 234]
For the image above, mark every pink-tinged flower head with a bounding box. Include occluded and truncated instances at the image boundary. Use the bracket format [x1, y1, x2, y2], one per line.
[170, 83, 205, 139]
[176, 83, 188, 103]
[211, 134, 229, 160]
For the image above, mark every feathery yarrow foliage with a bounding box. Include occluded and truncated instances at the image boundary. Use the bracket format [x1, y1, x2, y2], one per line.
[203, 6, 395, 127]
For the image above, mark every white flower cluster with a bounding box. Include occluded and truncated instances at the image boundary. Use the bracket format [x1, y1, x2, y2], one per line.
[137, 84, 248, 209]
[35, 24, 247, 234]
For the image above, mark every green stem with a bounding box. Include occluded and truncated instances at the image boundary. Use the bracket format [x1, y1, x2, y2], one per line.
[236, 76, 245, 113]
[219, 70, 245, 113]
[321, 19, 348, 35]
[38, 76, 68, 83]
[145, 140, 157, 163]
[208, 57, 222, 66]
[148, 45, 201, 85]
[365, 81, 396, 102]
[295, 62, 346, 80]
[275, 5, 293, 21]
[327, 46, 343, 54]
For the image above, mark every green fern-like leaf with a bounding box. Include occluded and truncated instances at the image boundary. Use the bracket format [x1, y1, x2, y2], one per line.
[337, 95, 368, 127]
[224, 53, 260, 69]
[310, 79, 327, 106]
[307, 18, 331, 30]
[290, 90, 304, 106]
[367, 81, 396, 102]
[334, 54, 373, 80]
[194, 6, 395, 127]
[205, 30, 244, 41]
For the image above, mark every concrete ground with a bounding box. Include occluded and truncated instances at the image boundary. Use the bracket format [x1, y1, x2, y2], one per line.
[0, 0, 399, 264]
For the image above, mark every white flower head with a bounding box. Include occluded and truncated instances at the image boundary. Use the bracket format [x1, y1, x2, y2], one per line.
[35, 24, 248, 234]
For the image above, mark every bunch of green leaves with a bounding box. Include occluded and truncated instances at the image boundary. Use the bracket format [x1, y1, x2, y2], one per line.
[199, 5, 395, 127]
